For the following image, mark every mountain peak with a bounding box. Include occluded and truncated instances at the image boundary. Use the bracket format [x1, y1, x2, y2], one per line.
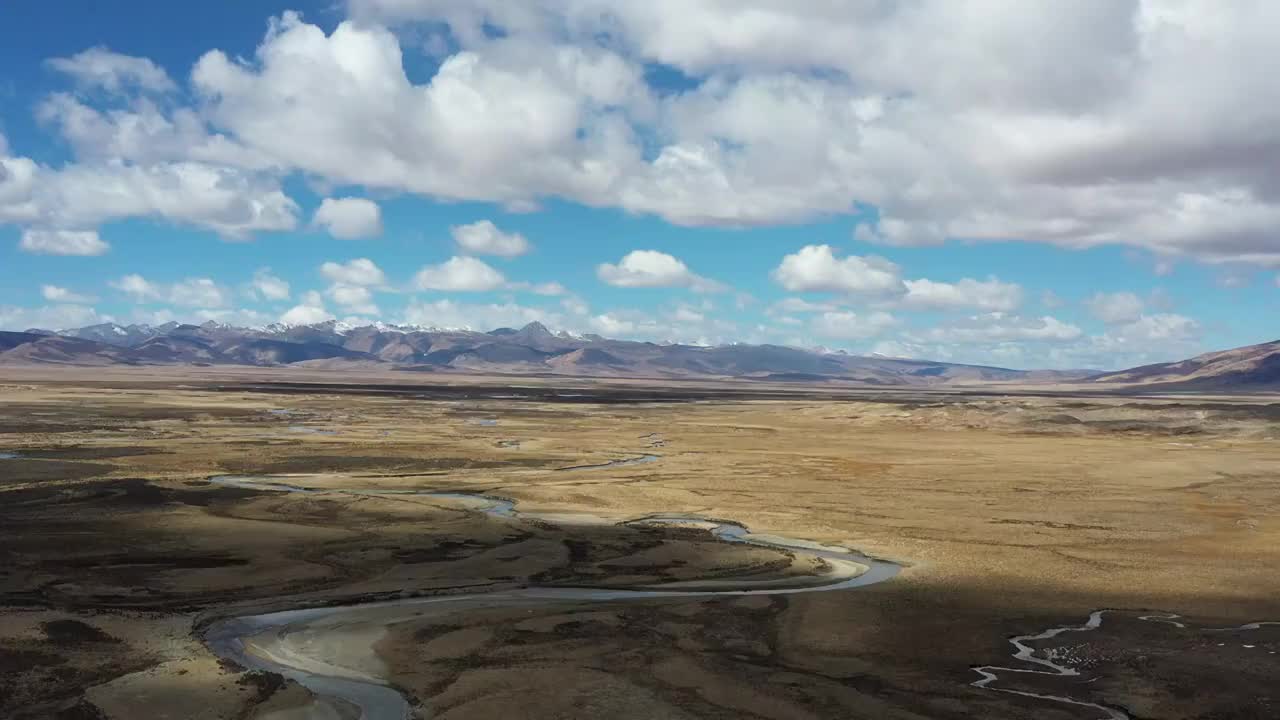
[518, 321, 552, 337]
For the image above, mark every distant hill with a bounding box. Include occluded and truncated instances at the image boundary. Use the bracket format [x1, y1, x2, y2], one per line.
[1091, 339, 1280, 390]
[0, 319, 1088, 386]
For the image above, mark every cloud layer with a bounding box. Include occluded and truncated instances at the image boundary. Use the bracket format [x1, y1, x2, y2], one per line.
[5, 3, 1278, 264]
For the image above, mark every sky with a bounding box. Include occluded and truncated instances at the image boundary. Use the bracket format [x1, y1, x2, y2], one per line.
[1, 1, 1277, 370]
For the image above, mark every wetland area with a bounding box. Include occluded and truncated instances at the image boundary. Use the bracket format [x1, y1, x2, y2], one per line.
[1, 368, 1278, 719]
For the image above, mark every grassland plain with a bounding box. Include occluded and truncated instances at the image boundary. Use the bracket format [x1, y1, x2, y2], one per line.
[1, 368, 1277, 719]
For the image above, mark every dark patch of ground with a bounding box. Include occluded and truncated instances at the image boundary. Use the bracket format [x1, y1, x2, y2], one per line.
[16, 446, 161, 460]
[41, 620, 121, 646]
[0, 459, 115, 484]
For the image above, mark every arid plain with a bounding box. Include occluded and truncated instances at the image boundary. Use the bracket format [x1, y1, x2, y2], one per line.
[2, 368, 1277, 719]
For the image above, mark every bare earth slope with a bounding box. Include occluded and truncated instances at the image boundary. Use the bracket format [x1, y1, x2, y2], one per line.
[1092, 339, 1280, 390]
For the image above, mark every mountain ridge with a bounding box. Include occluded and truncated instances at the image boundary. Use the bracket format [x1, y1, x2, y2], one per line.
[0, 320, 1092, 385]
[1090, 338, 1280, 390]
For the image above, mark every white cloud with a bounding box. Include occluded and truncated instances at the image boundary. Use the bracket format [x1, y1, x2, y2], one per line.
[413, 256, 506, 291]
[1109, 313, 1200, 343]
[585, 305, 743, 345]
[189, 307, 273, 327]
[561, 295, 590, 316]
[588, 312, 636, 337]
[319, 258, 387, 287]
[327, 284, 379, 315]
[506, 281, 566, 296]
[811, 310, 898, 340]
[597, 250, 723, 291]
[902, 277, 1023, 312]
[110, 274, 159, 302]
[168, 278, 230, 308]
[0, 303, 106, 332]
[338, 4, 1280, 264]
[313, 197, 383, 239]
[34, 92, 274, 170]
[403, 298, 561, 330]
[913, 313, 1084, 344]
[772, 245, 903, 296]
[1085, 291, 1145, 325]
[109, 274, 229, 308]
[40, 285, 95, 304]
[252, 268, 291, 301]
[279, 290, 335, 325]
[19, 229, 109, 256]
[769, 297, 840, 314]
[1, 157, 298, 238]
[531, 282, 566, 296]
[192, 12, 649, 210]
[6, 6, 1277, 263]
[452, 220, 531, 257]
[46, 47, 176, 93]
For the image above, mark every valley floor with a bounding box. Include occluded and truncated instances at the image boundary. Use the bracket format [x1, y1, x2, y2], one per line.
[1, 369, 1277, 719]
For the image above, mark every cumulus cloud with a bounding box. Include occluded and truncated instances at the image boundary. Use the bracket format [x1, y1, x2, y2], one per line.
[413, 256, 506, 291]
[19, 229, 109, 256]
[34, 91, 274, 170]
[772, 245, 903, 296]
[313, 197, 383, 239]
[110, 274, 158, 302]
[338, 3, 1280, 264]
[811, 310, 898, 340]
[46, 47, 176, 94]
[0, 303, 106, 332]
[280, 290, 335, 325]
[1, 157, 298, 238]
[169, 278, 229, 308]
[403, 298, 560, 330]
[902, 277, 1023, 312]
[585, 305, 743, 345]
[769, 297, 841, 314]
[40, 285, 95, 304]
[1107, 313, 1200, 343]
[251, 269, 291, 301]
[5, 5, 1277, 263]
[1085, 291, 1146, 325]
[191, 12, 649, 210]
[327, 284, 379, 315]
[188, 307, 273, 327]
[451, 220, 531, 257]
[507, 281, 568, 296]
[597, 250, 724, 291]
[319, 258, 387, 287]
[912, 313, 1084, 344]
[109, 274, 230, 308]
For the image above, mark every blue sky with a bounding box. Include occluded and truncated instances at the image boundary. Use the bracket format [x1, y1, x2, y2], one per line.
[1, 1, 1277, 369]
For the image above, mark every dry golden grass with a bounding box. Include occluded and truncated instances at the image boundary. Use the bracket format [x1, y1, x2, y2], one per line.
[1, 370, 1277, 719]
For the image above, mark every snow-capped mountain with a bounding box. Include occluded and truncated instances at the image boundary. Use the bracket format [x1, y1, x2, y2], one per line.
[0, 319, 1085, 384]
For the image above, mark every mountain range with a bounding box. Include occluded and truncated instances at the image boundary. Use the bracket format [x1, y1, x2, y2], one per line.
[0, 320, 1082, 385]
[2, 320, 1274, 389]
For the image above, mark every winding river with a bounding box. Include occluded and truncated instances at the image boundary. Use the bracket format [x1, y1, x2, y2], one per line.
[972, 610, 1280, 720]
[201, 474, 902, 719]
